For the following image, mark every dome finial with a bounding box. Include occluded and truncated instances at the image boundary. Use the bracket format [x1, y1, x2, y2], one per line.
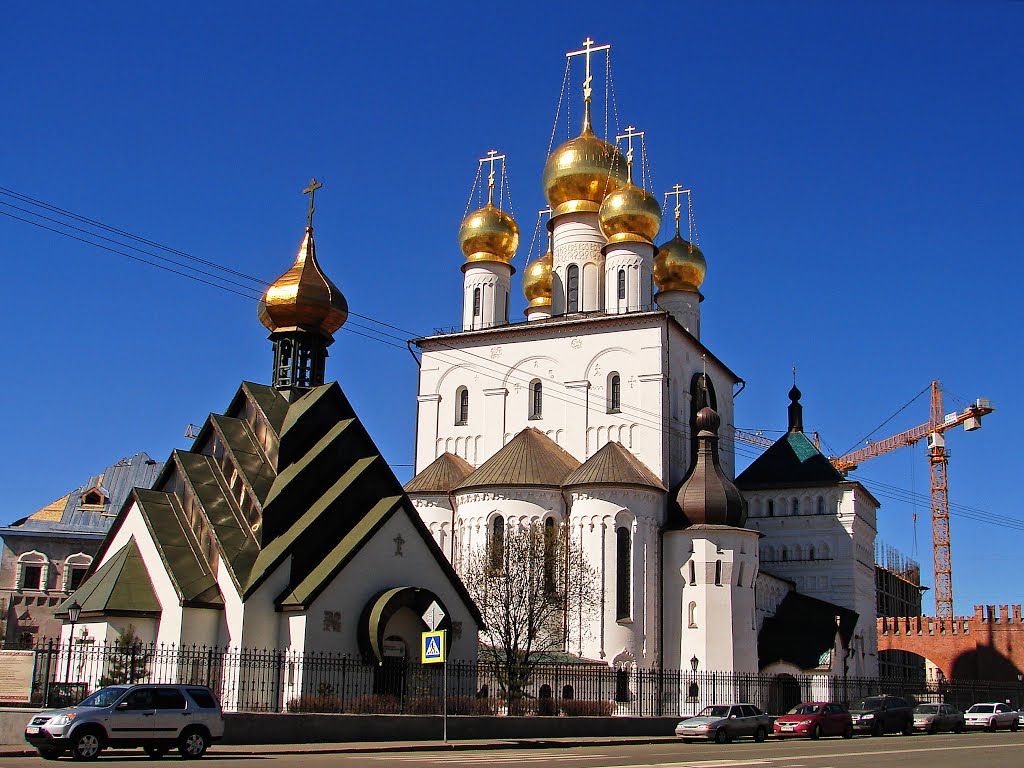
[459, 151, 519, 266]
[616, 125, 643, 186]
[303, 178, 323, 231]
[567, 37, 610, 135]
[788, 367, 804, 433]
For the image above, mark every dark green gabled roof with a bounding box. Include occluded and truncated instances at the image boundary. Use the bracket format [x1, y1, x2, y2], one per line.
[736, 431, 845, 490]
[56, 540, 160, 618]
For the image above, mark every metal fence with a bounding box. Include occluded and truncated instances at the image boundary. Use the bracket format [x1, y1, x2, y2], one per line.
[22, 639, 1024, 716]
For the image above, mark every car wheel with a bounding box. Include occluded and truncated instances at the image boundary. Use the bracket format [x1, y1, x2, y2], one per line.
[902, 720, 914, 736]
[178, 728, 209, 759]
[70, 728, 104, 761]
[755, 726, 767, 743]
[870, 721, 882, 737]
[714, 728, 728, 744]
[38, 748, 64, 760]
[1011, 719, 1019, 732]
[928, 722, 938, 735]
[145, 745, 167, 758]
[842, 724, 854, 739]
[953, 722, 964, 734]
[986, 720, 995, 732]
[810, 724, 822, 740]
[681, 738, 693, 744]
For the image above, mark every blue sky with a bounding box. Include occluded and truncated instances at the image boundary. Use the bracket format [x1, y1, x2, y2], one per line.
[2, 2, 1020, 616]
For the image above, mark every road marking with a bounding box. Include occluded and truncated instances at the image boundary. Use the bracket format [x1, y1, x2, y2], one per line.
[369, 753, 611, 763]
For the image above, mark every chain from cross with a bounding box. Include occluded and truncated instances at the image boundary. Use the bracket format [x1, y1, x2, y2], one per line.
[479, 149, 505, 204]
[303, 178, 323, 229]
[616, 125, 643, 171]
[567, 37, 610, 103]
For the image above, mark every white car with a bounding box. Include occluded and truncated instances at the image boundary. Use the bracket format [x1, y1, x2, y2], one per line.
[963, 702, 1019, 731]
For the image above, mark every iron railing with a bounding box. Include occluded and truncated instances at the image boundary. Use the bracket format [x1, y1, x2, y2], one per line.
[17, 639, 1024, 716]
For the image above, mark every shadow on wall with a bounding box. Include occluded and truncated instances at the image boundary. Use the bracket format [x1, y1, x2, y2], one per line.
[951, 646, 1022, 683]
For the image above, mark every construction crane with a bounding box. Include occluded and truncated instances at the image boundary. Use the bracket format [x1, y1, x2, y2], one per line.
[733, 381, 995, 618]
[828, 381, 994, 619]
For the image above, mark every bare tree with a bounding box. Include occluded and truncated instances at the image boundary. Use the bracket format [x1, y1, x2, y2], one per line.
[460, 520, 598, 711]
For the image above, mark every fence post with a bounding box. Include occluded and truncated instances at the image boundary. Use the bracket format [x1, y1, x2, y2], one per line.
[41, 640, 53, 708]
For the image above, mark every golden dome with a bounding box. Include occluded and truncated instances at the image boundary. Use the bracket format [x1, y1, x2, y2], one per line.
[459, 202, 519, 264]
[258, 227, 348, 335]
[542, 122, 628, 213]
[654, 232, 707, 293]
[523, 247, 553, 308]
[599, 182, 662, 244]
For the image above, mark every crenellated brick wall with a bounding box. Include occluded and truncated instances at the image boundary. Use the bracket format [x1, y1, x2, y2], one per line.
[877, 604, 1024, 681]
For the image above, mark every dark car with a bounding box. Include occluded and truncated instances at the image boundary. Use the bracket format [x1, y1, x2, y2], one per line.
[774, 702, 853, 739]
[912, 703, 964, 734]
[850, 695, 915, 736]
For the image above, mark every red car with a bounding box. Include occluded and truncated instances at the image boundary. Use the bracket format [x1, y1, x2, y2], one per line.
[774, 702, 854, 739]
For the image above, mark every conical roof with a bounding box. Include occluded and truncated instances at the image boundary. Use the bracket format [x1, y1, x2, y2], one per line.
[404, 453, 476, 494]
[456, 428, 580, 490]
[668, 407, 746, 529]
[563, 442, 665, 490]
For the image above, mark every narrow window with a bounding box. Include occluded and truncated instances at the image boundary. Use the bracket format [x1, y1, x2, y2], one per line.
[809, 546, 816, 560]
[688, 560, 696, 586]
[736, 561, 745, 587]
[456, 387, 469, 425]
[791, 497, 799, 515]
[615, 669, 630, 702]
[68, 567, 88, 591]
[688, 601, 698, 628]
[21, 565, 42, 591]
[473, 287, 481, 317]
[530, 380, 543, 419]
[767, 499, 775, 517]
[489, 516, 504, 569]
[714, 560, 722, 586]
[566, 265, 580, 312]
[781, 548, 788, 562]
[543, 518, 556, 593]
[616, 526, 631, 620]
[504, 291, 509, 323]
[817, 496, 825, 515]
[609, 374, 621, 413]
[617, 269, 626, 300]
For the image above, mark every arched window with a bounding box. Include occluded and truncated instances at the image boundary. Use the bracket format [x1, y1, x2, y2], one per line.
[809, 546, 816, 560]
[616, 526, 631, 620]
[615, 668, 630, 702]
[472, 287, 481, 317]
[543, 517, 557, 593]
[455, 387, 469, 425]
[566, 265, 580, 312]
[791, 497, 799, 515]
[489, 516, 504, 570]
[714, 560, 722, 586]
[688, 601, 698, 628]
[688, 560, 696, 585]
[530, 380, 543, 419]
[617, 269, 626, 300]
[767, 499, 775, 517]
[736, 561, 746, 587]
[781, 547, 789, 562]
[17, 551, 48, 591]
[608, 373, 621, 413]
[562, 685, 574, 700]
[63, 553, 93, 592]
[817, 496, 825, 515]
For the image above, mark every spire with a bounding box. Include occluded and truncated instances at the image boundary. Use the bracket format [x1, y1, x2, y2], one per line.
[788, 367, 803, 433]
[673, 406, 747, 528]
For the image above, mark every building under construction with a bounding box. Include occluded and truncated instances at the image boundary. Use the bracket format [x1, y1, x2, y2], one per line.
[875, 543, 927, 679]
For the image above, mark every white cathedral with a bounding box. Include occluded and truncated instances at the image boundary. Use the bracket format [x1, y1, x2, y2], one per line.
[405, 39, 879, 679]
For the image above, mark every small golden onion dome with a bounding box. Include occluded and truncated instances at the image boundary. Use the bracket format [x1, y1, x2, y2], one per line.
[459, 203, 519, 264]
[258, 228, 348, 335]
[542, 126, 628, 213]
[523, 248, 553, 308]
[654, 233, 707, 292]
[599, 182, 662, 244]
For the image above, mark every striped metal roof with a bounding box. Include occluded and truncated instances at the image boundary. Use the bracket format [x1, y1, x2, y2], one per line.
[456, 428, 580, 490]
[563, 441, 665, 490]
[404, 452, 476, 494]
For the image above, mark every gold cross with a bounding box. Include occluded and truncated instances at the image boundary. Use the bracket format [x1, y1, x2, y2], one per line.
[303, 178, 323, 229]
[664, 184, 691, 234]
[479, 150, 505, 205]
[567, 37, 610, 103]
[616, 125, 643, 182]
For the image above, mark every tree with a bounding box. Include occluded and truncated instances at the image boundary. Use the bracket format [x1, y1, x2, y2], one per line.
[98, 625, 151, 686]
[460, 520, 598, 712]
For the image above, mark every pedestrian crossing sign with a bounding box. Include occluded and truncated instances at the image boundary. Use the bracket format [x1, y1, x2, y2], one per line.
[421, 630, 445, 664]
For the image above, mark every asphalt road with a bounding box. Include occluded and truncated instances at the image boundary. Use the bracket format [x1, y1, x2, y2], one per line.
[4, 732, 1023, 768]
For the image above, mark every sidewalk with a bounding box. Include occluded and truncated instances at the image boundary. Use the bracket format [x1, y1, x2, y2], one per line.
[1, 735, 681, 758]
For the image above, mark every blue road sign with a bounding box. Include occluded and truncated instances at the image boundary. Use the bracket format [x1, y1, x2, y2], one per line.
[422, 630, 445, 664]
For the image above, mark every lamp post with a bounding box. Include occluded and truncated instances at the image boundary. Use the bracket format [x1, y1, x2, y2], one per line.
[689, 656, 699, 715]
[65, 601, 81, 687]
[1017, 673, 1022, 709]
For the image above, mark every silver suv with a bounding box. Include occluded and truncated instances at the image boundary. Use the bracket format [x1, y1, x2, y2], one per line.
[25, 683, 223, 760]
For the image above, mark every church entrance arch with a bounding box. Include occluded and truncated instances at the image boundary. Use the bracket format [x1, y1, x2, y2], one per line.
[767, 674, 801, 715]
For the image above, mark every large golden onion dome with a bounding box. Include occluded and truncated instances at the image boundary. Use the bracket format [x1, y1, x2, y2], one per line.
[522, 247, 553, 309]
[258, 227, 348, 335]
[653, 232, 707, 293]
[459, 202, 519, 265]
[542, 113, 628, 214]
[599, 182, 662, 244]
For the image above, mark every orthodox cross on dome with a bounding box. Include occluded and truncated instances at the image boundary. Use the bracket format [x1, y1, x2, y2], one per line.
[479, 149, 506, 206]
[567, 37, 610, 105]
[616, 125, 643, 184]
[303, 178, 323, 229]
[664, 184, 690, 234]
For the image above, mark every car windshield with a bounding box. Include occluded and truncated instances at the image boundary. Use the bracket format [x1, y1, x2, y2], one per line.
[787, 704, 821, 715]
[698, 706, 731, 718]
[854, 697, 884, 710]
[914, 705, 939, 714]
[77, 686, 129, 708]
[968, 705, 994, 713]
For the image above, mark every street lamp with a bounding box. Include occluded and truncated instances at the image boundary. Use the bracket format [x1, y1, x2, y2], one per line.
[690, 656, 699, 673]
[65, 601, 81, 687]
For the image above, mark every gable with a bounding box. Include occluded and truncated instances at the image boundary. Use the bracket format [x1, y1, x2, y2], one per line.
[737, 431, 846, 490]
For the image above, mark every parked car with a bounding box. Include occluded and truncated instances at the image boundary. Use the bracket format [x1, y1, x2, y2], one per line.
[912, 703, 965, 734]
[675, 703, 774, 743]
[963, 702, 1019, 731]
[849, 695, 915, 736]
[1018, 706, 1024, 727]
[773, 702, 853, 739]
[24, 683, 223, 760]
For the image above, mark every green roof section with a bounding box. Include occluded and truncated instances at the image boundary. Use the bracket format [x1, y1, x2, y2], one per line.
[240, 381, 289, 435]
[56, 540, 160, 617]
[211, 414, 276, 503]
[736, 430, 846, 490]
